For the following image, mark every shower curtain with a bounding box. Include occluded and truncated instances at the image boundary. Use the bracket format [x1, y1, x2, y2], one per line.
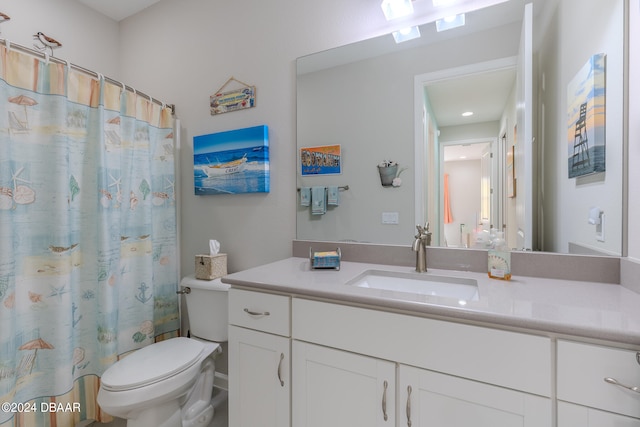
[0, 45, 179, 426]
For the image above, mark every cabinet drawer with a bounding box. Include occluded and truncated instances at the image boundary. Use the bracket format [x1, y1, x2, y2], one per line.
[558, 340, 640, 419]
[229, 289, 290, 336]
[293, 298, 551, 396]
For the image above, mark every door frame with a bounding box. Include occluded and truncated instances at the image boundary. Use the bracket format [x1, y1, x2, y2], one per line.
[414, 56, 517, 244]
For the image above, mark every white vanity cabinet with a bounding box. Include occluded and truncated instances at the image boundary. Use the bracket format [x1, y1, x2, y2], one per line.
[293, 341, 396, 426]
[557, 340, 640, 426]
[292, 298, 552, 427]
[398, 365, 550, 427]
[228, 289, 291, 427]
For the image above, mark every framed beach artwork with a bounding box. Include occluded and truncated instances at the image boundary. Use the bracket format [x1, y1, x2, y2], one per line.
[193, 125, 269, 195]
[300, 144, 342, 176]
[567, 53, 606, 179]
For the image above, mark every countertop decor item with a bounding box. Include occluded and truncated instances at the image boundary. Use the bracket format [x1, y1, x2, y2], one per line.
[309, 248, 341, 270]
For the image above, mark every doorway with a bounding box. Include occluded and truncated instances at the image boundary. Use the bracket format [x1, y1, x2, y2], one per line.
[441, 139, 497, 247]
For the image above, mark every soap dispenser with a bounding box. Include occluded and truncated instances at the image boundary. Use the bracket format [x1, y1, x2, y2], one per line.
[488, 232, 511, 280]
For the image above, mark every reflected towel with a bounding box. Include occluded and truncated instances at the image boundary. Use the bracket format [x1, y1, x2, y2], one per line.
[327, 186, 340, 206]
[300, 187, 311, 206]
[444, 173, 453, 224]
[311, 186, 326, 215]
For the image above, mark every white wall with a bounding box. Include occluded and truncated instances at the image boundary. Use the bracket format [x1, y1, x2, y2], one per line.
[443, 159, 482, 247]
[536, 0, 624, 255]
[296, 46, 418, 244]
[1, 0, 120, 78]
[628, 0, 640, 260]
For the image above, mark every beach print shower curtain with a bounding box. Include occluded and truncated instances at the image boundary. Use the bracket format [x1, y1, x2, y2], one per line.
[0, 45, 179, 426]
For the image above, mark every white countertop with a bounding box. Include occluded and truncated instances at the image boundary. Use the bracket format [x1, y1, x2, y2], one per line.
[221, 257, 640, 346]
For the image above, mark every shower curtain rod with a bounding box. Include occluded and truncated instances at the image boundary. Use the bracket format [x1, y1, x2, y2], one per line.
[0, 38, 175, 115]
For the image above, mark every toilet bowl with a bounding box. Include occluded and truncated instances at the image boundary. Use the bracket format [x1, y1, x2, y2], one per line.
[97, 276, 230, 427]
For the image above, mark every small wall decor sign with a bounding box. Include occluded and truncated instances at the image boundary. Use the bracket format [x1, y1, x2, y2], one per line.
[193, 125, 269, 195]
[567, 53, 606, 178]
[210, 77, 256, 115]
[300, 144, 342, 176]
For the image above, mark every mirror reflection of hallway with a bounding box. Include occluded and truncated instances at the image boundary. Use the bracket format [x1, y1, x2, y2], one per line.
[441, 141, 496, 248]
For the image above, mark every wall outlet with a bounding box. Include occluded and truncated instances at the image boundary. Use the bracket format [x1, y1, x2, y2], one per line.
[382, 212, 399, 224]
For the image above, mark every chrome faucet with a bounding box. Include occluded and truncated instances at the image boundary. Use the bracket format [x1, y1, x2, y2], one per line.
[412, 223, 432, 273]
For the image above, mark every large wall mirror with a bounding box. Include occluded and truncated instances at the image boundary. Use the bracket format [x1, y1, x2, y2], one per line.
[296, 0, 625, 256]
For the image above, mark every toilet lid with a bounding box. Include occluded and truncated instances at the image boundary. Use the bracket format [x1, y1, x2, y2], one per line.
[101, 337, 205, 391]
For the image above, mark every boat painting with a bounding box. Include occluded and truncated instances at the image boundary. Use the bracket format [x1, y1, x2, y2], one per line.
[194, 125, 269, 194]
[202, 153, 247, 177]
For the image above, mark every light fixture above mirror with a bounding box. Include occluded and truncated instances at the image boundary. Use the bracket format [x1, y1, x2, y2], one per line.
[381, 0, 414, 21]
[393, 26, 421, 43]
[436, 13, 466, 32]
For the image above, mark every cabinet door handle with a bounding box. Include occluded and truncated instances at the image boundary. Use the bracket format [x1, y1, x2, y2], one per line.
[604, 377, 640, 393]
[382, 380, 388, 421]
[277, 353, 285, 387]
[406, 385, 413, 427]
[244, 308, 270, 316]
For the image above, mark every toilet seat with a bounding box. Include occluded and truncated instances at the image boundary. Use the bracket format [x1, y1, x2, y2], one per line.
[101, 337, 206, 391]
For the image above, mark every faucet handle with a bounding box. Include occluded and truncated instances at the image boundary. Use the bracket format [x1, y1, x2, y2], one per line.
[416, 223, 431, 237]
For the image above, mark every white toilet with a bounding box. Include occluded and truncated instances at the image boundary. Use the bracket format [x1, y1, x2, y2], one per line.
[97, 276, 230, 427]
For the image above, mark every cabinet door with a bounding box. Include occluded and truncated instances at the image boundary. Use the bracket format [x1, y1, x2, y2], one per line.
[229, 325, 290, 427]
[293, 341, 395, 427]
[399, 365, 550, 427]
[558, 401, 640, 427]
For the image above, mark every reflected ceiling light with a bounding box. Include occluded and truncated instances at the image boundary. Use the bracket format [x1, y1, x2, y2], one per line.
[432, 0, 455, 6]
[436, 13, 466, 32]
[462, 111, 474, 117]
[392, 26, 421, 43]
[381, 0, 414, 21]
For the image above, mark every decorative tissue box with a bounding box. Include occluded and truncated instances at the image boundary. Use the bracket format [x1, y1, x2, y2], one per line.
[309, 248, 341, 270]
[195, 254, 227, 280]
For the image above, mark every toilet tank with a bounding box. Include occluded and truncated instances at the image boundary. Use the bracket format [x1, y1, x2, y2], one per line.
[180, 275, 230, 342]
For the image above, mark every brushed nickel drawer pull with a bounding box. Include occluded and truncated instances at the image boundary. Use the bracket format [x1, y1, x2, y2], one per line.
[382, 380, 388, 421]
[604, 377, 640, 393]
[406, 385, 413, 427]
[244, 308, 270, 316]
[277, 353, 285, 387]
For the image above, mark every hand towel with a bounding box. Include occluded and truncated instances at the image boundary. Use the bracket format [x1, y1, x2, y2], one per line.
[311, 186, 326, 215]
[300, 187, 311, 207]
[327, 186, 340, 206]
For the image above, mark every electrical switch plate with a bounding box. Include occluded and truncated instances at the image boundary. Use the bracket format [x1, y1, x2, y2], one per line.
[596, 213, 605, 242]
[382, 212, 399, 224]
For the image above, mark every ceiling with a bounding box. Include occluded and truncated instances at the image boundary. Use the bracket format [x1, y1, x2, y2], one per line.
[75, 0, 162, 21]
[426, 67, 516, 128]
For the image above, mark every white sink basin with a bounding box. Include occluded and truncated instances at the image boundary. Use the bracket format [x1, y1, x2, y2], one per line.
[346, 270, 479, 301]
